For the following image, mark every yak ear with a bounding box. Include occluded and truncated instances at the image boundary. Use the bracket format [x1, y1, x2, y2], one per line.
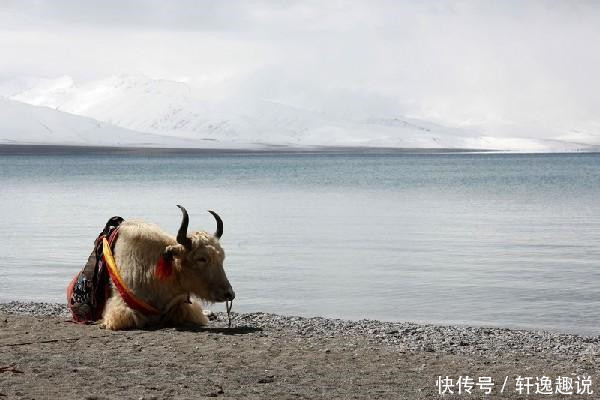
[165, 243, 186, 258]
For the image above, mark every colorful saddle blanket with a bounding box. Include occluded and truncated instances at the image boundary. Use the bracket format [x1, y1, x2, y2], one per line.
[66, 216, 123, 323]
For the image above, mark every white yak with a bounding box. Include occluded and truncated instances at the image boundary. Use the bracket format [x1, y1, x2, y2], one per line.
[101, 205, 234, 330]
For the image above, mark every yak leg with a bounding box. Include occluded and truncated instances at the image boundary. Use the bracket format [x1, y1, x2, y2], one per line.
[101, 296, 145, 330]
[166, 301, 209, 326]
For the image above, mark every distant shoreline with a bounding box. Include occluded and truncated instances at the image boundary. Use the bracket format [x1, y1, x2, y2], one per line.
[0, 143, 495, 155]
[2, 143, 599, 156]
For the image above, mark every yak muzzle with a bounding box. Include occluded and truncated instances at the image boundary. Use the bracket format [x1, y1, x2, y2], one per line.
[216, 286, 235, 302]
[224, 288, 235, 302]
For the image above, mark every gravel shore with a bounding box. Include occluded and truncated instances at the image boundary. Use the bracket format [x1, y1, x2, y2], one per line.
[1, 302, 598, 399]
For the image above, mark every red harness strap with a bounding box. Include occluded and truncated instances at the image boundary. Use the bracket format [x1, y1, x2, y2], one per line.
[103, 229, 161, 316]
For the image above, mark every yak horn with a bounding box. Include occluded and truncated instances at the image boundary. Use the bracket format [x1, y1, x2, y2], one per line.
[208, 210, 223, 239]
[176, 205, 192, 249]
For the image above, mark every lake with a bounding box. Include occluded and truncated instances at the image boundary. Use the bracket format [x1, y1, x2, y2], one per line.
[0, 146, 599, 334]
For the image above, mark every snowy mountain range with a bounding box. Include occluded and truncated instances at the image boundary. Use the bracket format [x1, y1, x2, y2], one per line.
[0, 96, 240, 148]
[0, 74, 596, 151]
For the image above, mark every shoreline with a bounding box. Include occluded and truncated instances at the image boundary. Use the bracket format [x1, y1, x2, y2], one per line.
[0, 143, 495, 155]
[1, 301, 599, 357]
[1, 302, 598, 398]
[2, 143, 599, 156]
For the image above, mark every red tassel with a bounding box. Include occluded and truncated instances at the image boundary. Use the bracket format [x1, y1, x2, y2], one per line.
[156, 255, 173, 279]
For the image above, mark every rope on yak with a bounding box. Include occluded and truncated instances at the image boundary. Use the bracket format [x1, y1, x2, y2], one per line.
[226, 299, 233, 328]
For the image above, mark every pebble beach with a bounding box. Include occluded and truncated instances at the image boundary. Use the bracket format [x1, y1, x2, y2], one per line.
[1, 302, 598, 399]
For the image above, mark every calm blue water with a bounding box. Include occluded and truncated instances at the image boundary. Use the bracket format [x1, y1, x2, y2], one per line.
[0, 149, 599, 334]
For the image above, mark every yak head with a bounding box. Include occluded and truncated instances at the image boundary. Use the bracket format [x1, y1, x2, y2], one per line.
[166, 205, 235, 303]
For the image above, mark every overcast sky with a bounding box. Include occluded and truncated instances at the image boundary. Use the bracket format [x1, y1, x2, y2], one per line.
[1, 0, 599, 139]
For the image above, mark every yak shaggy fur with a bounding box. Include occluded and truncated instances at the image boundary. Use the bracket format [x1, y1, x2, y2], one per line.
[101, 218, 233, 331]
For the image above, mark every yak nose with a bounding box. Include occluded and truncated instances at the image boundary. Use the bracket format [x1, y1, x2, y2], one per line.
[224, 288, 235, 301]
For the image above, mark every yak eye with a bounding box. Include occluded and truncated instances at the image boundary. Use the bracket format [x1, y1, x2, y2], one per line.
[198, 257, 208, 263]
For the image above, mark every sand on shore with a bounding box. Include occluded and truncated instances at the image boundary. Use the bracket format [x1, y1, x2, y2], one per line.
[0, 302, 598, 399]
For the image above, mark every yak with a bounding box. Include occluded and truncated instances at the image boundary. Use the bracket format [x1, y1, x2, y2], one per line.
[100, 205, 234, 330]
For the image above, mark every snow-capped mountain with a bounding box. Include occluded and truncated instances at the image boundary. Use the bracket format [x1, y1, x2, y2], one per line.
[0, 74, 596, 151]
[5, 75, 321, 144]
[0, 97, 239, 148]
